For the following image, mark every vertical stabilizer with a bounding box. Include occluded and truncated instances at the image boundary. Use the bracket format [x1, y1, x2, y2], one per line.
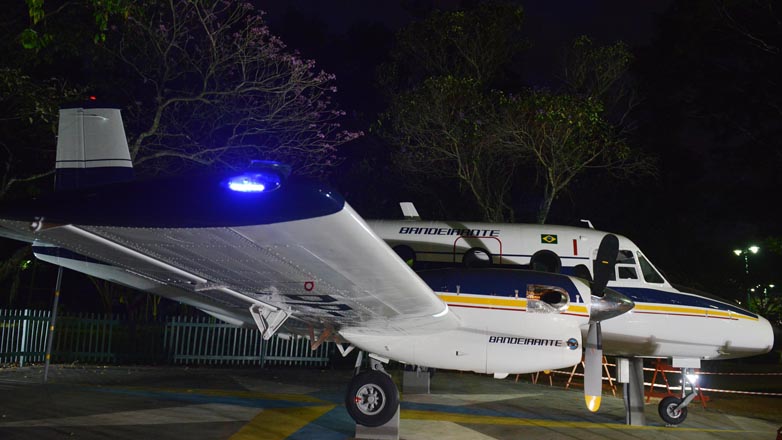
[399, 202, 422, 220]
[55, 105, 133, 191]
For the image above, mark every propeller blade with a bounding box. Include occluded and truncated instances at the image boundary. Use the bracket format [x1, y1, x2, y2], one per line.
[584, 321, 603, 412]
[591, 234, 619, 297]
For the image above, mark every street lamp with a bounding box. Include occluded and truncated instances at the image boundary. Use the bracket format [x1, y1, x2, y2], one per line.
[733, 246, 760, 304]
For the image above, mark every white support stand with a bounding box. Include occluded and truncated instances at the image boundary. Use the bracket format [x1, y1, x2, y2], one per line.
[353, 405, 400, 440]
[617, 357, 646, 426]
[402, 367, 430, 394]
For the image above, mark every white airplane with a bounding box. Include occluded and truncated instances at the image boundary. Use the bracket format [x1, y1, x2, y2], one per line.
[0, 105, 775, 429]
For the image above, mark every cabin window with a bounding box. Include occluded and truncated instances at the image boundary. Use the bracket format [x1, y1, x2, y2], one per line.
[637, 253, 665, 284]
[526, 284, 569, 313]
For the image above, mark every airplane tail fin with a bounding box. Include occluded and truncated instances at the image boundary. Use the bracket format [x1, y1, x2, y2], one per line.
[399, 202, 421, 220]
[55, 104, 133, 192]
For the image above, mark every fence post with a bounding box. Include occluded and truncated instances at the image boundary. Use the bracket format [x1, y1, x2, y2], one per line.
[260, 331, 266, 367]
[19, 309, 29, 368]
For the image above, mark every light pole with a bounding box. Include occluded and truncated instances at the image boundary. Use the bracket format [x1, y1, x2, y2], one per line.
[733, 246, 759, 305]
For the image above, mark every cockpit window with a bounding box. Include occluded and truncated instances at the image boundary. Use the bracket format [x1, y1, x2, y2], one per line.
[616, 249, 638, 280]
[617, 250, 636, 264]
[618, 266, 638, 279]
[637, 253, 665, 284]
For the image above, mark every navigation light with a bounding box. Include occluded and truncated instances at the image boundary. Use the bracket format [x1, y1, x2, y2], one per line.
[227, 172, 281, 193]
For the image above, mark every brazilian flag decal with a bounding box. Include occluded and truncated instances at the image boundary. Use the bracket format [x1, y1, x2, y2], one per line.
[541, 234, 558, 244]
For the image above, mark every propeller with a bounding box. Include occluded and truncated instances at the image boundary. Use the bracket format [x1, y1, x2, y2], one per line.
[583, 234, 633, 412]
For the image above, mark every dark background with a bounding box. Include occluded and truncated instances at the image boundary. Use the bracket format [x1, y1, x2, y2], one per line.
[1, 0, 780, 316]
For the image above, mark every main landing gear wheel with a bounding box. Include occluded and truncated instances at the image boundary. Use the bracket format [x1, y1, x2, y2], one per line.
[345, 370, 399, 427]
[658, 396, 688, 425]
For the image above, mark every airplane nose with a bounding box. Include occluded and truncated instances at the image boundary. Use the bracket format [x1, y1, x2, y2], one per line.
[590, 288, 634, 322]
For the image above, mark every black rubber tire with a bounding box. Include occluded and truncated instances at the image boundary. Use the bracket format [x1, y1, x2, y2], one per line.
[463, 248, 492, 267]
[658, 396, 688, 425]
[345, 371, 399, 427]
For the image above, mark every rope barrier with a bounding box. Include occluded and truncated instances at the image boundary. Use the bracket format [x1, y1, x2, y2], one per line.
[544, 366, 782, 397]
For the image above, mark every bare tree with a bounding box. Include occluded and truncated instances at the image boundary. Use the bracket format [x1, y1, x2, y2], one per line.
[380, 76, 515, 222]
[112, 0, 361, 176]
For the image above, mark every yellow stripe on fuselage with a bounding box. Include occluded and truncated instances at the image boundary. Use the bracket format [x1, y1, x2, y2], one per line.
[436, 294, 755, 321]
[436, 294, 589, 315]
[632, 303, 757, 321]
[437, 294, 527, 309]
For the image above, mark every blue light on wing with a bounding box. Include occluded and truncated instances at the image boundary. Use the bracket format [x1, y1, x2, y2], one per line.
[226, 172, 281, 193]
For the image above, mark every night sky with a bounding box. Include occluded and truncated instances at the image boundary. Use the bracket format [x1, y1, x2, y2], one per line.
[255, 0, 781, 300]
[1, 0, 779, 311]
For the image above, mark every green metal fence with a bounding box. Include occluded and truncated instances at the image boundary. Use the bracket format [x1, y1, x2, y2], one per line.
[163, 315, 331, 366]
[0, 309, 49, 366]
[0, 309, 332, 367]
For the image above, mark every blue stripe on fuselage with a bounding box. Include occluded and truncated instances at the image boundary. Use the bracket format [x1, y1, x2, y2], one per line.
[416, 268, 755, 319]
[416, 268, 583, 302]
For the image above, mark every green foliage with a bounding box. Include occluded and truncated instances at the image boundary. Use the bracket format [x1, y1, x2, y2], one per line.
[748, 294, 782, 327]
[380, 1, 527, 93]
[566, 36, 632, 97]
[378, 3, 653, 223]
[498, 89, 652, 223]
[21, 0, 131, 50]
[19, 28, 52, 49]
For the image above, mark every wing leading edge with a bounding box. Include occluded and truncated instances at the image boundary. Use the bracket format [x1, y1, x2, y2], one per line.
[0, 173, 454, 334]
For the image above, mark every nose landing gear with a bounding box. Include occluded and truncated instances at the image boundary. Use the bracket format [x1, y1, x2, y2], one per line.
[657, 367, 700, 426]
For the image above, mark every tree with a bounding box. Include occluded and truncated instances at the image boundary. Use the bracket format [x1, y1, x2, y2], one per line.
[379, 1, 527, 93]
[20, 0, 131, 49]
[749, 294, 782, 327]
[500, 91, 654, 223]
[379, 3, 653, 223]
[0, 68, 83, 198]
[377, 2, 527, 222]
[562, 36, 639, 136]
[379, 76, 514, 222]
[108, 0, 360, 176]
[0, 0, 361, 311]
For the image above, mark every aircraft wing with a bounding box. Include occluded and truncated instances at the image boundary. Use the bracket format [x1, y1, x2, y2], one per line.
[0, 172, 455, 334]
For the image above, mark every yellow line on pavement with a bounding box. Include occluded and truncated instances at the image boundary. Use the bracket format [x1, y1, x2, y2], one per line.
[230, 404, 336, 440]
[400, 409, 753, 433]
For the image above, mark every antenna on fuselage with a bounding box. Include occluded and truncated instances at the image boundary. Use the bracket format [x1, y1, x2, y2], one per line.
[580, 219, 595, 229]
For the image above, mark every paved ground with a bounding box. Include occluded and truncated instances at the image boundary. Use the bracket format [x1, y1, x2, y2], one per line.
[0, 365, 778, 439]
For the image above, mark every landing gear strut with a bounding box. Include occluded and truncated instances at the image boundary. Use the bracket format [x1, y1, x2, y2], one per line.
[344, 353, 400, 427]
[657, 367, 699, 425]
